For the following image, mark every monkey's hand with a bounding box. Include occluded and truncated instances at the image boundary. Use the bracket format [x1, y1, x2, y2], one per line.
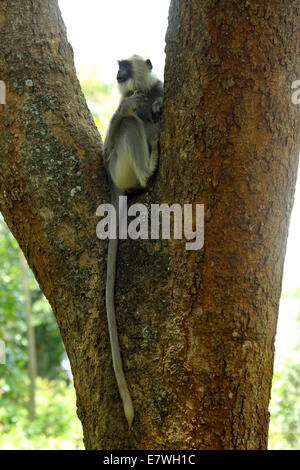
[121, 92, 148, 115]
[152, 96, 163, 122]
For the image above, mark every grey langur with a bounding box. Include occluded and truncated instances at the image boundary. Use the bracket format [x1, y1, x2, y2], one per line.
[103, 55, 163, 428]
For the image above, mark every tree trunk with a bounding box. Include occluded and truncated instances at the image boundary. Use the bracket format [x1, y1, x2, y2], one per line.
[19, 250, 37, 420]
[0, 0, 299, 449]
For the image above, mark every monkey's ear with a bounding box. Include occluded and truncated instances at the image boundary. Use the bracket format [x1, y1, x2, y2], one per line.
[145, 59, 153, 70]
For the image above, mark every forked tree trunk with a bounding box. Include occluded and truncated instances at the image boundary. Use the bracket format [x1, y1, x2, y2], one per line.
[0, 0, 299, 449]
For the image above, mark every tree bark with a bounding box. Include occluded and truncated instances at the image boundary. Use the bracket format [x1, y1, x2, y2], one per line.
[0, 0, 299, 449]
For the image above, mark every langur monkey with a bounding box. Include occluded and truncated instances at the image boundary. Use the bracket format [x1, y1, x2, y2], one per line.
[103, 55, 163, 428]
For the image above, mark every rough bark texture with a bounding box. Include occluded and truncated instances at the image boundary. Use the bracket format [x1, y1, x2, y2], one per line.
[158, 0, 300, 449]
[0, 0, 108, 447]
[0, 0, 299, 450]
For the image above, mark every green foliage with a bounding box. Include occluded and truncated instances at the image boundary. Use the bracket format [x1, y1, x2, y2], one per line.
[0, 221, 66, 382]
[0, 377, 83, 449]
[0, 220, 82, 448]
[269, 356, 300, 449]
[32, 289, 67, 380]
[0, 222, 27, 382]
[79, 69, 116, 138]
[269, 288, 300, 449]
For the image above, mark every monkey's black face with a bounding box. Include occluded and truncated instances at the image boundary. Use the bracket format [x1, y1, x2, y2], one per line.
[117, 60, 133, 83]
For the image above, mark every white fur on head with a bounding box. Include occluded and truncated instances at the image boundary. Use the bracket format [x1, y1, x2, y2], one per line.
[118, 54, 157, 96]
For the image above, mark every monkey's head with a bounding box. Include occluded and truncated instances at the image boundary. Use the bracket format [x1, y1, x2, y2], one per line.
[117, 55, 157, 96]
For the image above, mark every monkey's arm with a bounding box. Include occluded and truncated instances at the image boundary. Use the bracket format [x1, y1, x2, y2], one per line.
[103, 112, 121, 163]
[152, 96, 163, 119]
[104, 94, 147, 163]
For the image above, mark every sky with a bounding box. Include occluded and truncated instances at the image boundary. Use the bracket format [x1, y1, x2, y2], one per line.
[58, 0, 169, 82]
[58, 0, 300, 363]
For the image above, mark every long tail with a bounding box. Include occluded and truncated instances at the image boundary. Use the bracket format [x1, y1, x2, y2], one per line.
[105, 189, 134, 428]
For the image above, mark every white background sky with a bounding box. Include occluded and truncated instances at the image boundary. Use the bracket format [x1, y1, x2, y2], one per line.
[58, 0, 169, 82]
[58, 0, 300, 363]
